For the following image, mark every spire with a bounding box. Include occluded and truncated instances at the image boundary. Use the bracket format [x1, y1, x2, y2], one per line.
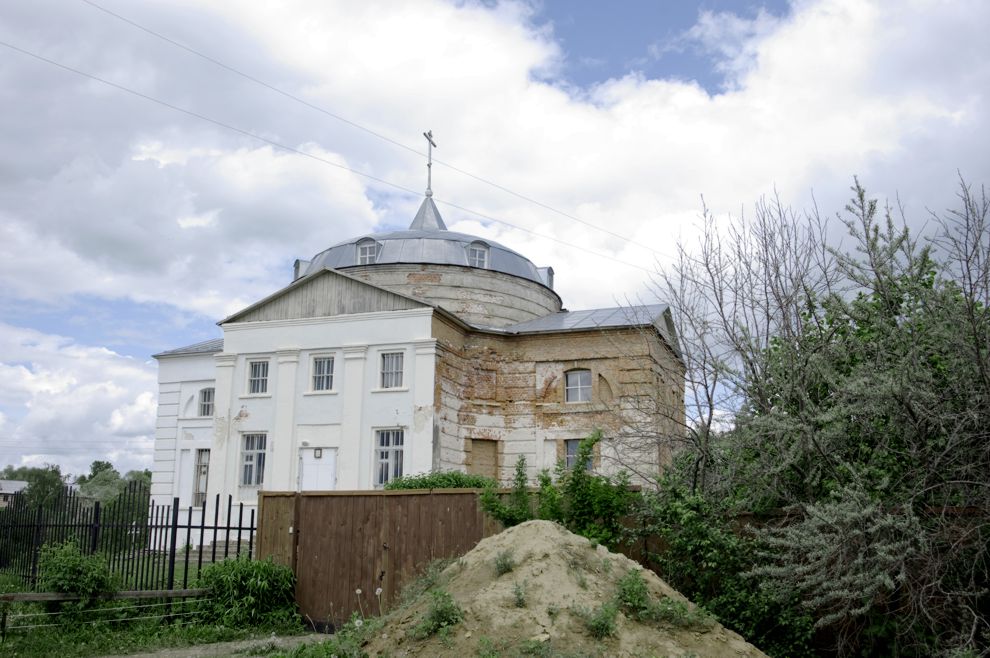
[409, 130, 447, 231]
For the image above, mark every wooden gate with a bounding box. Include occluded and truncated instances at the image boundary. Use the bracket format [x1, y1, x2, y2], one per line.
[256, 489, 500, 626]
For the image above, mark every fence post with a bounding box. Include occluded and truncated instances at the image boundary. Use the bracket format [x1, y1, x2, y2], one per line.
[166, 497, 180, 591]
[89, 501, 101, 554]
[28, 505, 43, 587]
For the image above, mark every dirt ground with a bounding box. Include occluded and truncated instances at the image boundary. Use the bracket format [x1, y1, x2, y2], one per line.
[360, 520, 766, 657]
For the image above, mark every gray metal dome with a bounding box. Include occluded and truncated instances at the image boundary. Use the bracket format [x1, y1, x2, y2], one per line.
[303, 197, 548, 286]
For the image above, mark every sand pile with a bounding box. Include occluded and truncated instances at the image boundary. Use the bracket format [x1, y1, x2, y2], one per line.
[361, 520, 766, 657]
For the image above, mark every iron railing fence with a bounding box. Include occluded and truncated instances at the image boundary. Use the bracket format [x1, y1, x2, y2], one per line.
[0, 481, 255, 591]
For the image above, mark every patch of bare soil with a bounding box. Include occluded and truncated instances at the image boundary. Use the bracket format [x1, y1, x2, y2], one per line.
[362, 520, 767, 657]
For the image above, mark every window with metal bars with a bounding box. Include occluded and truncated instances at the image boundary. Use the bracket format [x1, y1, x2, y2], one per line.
[241, 433, 267, 486]
[198, 387, 214, 417]
[312, 356, 334, 391]
[380, 352, 404, 388]
[248, 360, 269, 394]
[375, 429, 404, 487]
[193, 449, 210, 506]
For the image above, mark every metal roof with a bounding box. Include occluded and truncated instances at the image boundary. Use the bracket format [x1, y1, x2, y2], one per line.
[500, 304, 671, 336]
[153, 337, 224, 358]
[303, 196, 546, 286]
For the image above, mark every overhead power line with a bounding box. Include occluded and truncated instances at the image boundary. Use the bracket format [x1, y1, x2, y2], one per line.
[0, 39, 654, 274]
[80, 0, 666, 258]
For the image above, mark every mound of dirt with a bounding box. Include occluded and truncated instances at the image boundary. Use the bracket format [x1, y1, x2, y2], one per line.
[362, 520, 767, 657]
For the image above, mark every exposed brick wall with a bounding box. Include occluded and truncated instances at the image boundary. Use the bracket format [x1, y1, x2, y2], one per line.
[431, 315, 685, 484]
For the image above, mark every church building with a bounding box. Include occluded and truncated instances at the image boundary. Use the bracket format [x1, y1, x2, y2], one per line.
[151, 154, 684, 516]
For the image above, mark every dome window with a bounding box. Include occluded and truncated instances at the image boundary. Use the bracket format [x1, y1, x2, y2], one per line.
[357, 239, 380, 265]
[467, 242, 489, 269]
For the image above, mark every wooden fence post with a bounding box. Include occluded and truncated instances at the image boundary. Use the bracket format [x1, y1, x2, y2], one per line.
[89, 501, 101, 554]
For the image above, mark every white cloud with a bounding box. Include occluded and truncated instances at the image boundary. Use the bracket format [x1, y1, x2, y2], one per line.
[0, 323, 157, 476]
[0, 0, 987, 474]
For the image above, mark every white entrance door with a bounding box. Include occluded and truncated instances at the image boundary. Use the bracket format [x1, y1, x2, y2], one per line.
[298, 447, 337, 491]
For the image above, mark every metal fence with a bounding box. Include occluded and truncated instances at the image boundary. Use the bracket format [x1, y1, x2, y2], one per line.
[0, 481, 256, 591]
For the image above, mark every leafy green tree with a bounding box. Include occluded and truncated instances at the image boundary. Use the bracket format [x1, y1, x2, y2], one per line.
[1, 464, 67, 509]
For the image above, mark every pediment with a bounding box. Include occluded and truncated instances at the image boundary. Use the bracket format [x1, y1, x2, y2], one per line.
[221, 268, 429, 324]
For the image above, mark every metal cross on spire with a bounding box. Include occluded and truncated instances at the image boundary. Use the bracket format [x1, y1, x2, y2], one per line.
[423, 130, 437, 197]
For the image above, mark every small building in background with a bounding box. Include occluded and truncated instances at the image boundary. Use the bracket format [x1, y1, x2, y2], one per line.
[0, 480, 28, 508]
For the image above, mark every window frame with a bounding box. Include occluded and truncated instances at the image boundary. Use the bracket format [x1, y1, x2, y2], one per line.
[241, 433, 267, 487]
[198, 387, 215, 417]
[193, 448, 210, 507]
[467, 242, 489, 269]
[357, 239, 379, 265]
[564, 369, 592, 403]
[564, 438, 593, 471]
[311, 355, 335, 392]
[380, 351, 404, 389]
[247, 360, 270, 395]
[374, 428, 404, 487]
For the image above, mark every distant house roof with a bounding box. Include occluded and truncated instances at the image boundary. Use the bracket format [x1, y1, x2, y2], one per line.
[153, 337, 224, 359]
[0, 480, 28, 494]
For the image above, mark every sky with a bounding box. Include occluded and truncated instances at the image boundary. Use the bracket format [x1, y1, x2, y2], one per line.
[0, 0, 987, 478]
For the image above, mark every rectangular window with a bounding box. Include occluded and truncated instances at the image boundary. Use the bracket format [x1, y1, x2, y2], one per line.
[193, 449, 210, 507]
[198, 388, 214, 417]
[375, 429, 404, 487]
[358, 242, 377, 265]
[241, 433, 267, 486]
[468, 245, 488, 268]
[381, 352, 404, 389]
[248, 360, 269, 394]
[565, 369, 592, 403]
[565, 439, 593, 471]
[312, 356, 335, 391]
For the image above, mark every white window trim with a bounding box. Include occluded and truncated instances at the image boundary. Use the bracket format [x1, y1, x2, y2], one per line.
[378, 351, 405, 390]
[467, 242, 489, 269]
[243, 359, 271, 397]
[198, 387, 215, 417]
[357, 240, 379, 265]
[374, 428, 405, 488]
[565, 369, 592, 403]
[309, 354, 336, 393]
[240, 433, 268, 487]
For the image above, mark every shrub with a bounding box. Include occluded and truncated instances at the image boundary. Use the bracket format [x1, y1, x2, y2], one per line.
[480, 456, 532, 527]
[37, 540, 116, 616]
[384, 471, 496, 490]
[411, 589, 463, 639]
[616, 569, 653, 621]
[576, 601, 617, 639]
[494, 550, 515, 576]
[512, 580, 527, 608]
[195, 557, 297, 628]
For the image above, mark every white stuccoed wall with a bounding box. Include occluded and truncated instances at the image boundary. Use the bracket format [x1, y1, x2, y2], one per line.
[204, 307, 438, 516]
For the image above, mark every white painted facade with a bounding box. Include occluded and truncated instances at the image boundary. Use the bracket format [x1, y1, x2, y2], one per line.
[153, 307, 437, 516]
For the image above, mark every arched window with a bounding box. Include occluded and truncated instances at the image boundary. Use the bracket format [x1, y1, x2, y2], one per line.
[564, 369, 592, 403]
[467, 242, 489, 269]
[357, 239, 379, 265]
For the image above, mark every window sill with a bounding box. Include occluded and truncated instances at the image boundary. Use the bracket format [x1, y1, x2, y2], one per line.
[239, 394, 272, 399]
[303, 390, 338, 396]
[370, 387, 409, 393]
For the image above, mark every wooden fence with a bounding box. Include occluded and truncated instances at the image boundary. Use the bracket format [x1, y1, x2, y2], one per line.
[257, 490, 501, 626]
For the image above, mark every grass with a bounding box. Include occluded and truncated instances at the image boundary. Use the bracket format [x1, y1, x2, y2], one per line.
[0, 613, 301, 658]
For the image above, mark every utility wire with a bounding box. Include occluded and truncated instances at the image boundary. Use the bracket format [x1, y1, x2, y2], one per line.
[79, 0, 666, 258]
[0, 39, 654, 274]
